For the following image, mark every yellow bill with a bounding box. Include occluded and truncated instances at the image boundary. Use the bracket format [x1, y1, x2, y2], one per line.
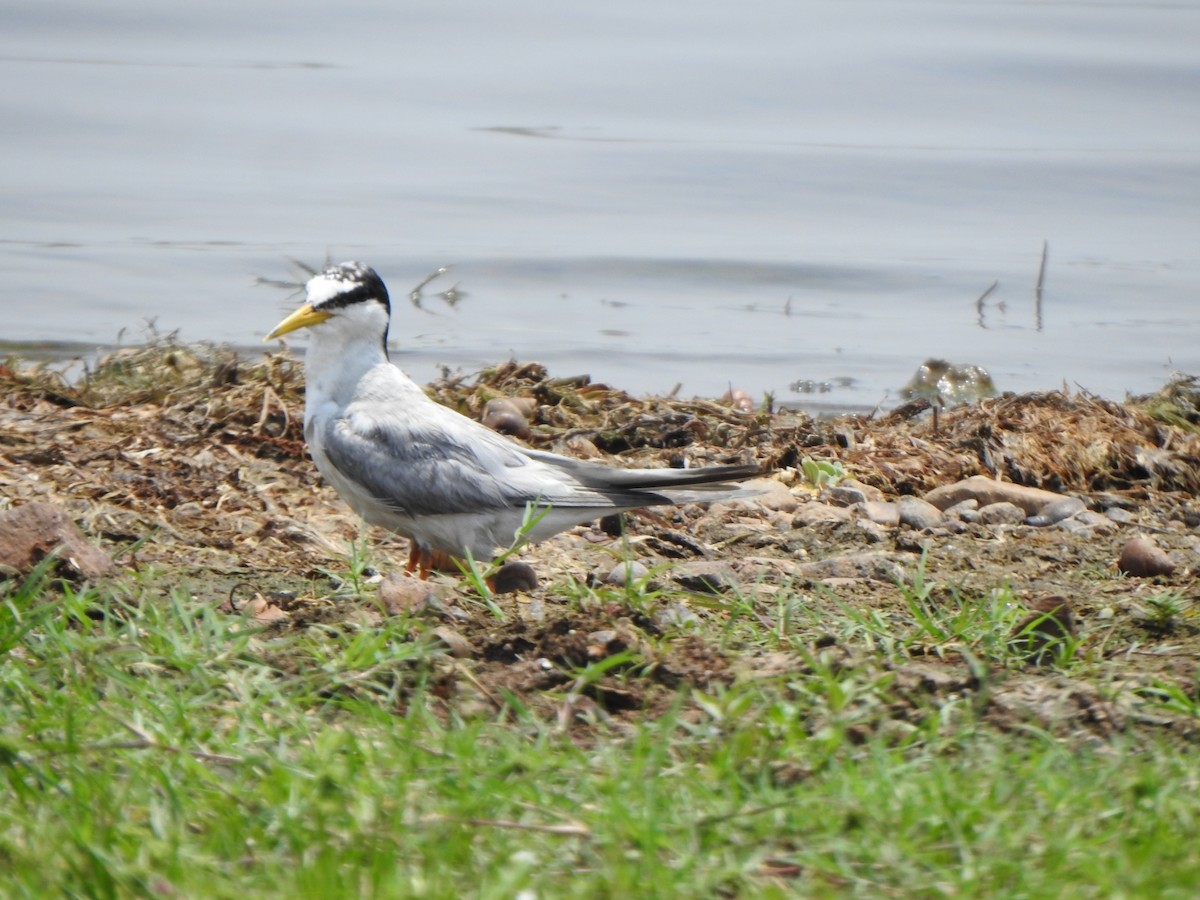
[265, 303, 333, 341]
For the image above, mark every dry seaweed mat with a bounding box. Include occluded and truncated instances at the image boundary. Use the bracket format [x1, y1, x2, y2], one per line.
[2, 339, 1200, 742]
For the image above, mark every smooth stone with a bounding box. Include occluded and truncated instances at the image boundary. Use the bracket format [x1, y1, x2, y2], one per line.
[792, 502, 854, 528]
[855, 519, 888, 543]
[898, 496, 945, 530]
[825, 484, 868, 507]
[481, 398, 531, 439]
[924, 475, 1063, 514]
[857, 500, 900, 527]
[843, 479, 887, 502]
[432, 625, 476, 659]
[742, 478, 799, 513]
[1025, 496, 1086, 527]
[652, 601, 702, 630]
[1055, 518, 1095, 537]
[1073, 511, 1118, 534]
[491, 561, 539, 594]
[604, 560, 652, 588]
[1105, 507, 1138, 526]
[979, 502, 1027, 525]
[791, 552, 906, 584]
[378, 572, 446, 615]
[0, 502, 116, 580]
[1118, 538, 1176, 578]
[670, 561, 738, 594]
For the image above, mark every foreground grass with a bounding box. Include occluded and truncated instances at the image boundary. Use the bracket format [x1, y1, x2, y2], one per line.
[3, 566, 1200, 898]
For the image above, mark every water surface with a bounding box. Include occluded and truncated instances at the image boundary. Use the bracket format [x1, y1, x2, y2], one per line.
[3, 0, 1197, 410]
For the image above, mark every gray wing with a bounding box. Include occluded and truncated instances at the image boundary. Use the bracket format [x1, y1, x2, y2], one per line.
[318, 399, 651, 515]
[321, 392, 761, 518]
[320, 409, 526, 517]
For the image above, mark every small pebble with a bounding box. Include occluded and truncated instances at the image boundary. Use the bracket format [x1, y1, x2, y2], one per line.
[942, 499, 979, 520]
[1025, 496, 1086, 527]
[586, 629, 621, 660]
[378, 572, 443, 616]
[1073, 511, 1118, 534]
[432, 625, 475, 659]
[670, 561, 737, 594]
[492, 560, 539, 594]
[652, 601, 702, 630]
[826, 485, 868, 507]
[1117, 538, 1176, 578]
[979, 501, 1026, 525]
[563, 436, 603, 459]
[1056, 518, 1095, 538]
[856, 519, 887, 543]
[792, 503, 854, 527]
[858, 500, 900, 526]
[1105, 507, 1138, 526]
[604, 560, 651, 588]
[897, 496, 945, 530]
[843, 479, 886, 502]
[481, 398, 531, 439]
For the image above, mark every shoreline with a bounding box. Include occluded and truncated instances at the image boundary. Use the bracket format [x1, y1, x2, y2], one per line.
[2, 340, 1199, 742]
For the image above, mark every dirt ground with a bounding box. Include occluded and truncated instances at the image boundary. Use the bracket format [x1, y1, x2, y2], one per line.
[2, 341, 1198, 744]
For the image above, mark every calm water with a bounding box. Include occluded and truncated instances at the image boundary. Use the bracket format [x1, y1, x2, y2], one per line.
[3, 0, 1198, 411]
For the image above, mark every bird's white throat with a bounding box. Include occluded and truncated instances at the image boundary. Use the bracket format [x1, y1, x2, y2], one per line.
[301, 318, 390, 416]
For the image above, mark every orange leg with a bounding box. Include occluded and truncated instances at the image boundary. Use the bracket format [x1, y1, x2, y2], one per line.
[405, 542, 537, 593]
[405, 543, 459, 579]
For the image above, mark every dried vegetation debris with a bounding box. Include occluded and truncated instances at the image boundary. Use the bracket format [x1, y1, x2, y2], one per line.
[2, 341, 1200, 742]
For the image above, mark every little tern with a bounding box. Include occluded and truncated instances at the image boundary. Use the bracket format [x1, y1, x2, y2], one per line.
[266, 261, 762, 577]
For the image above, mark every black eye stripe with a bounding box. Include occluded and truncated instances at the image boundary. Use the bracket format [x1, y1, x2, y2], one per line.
[310, 264, 391, 315]
[315, 283, 379, 310]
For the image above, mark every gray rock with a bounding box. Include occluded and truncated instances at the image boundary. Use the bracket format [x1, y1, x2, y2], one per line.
[1073, 511, 1118, 534]
[924, 475, 1063, 514]
[1104, 507, 1138, 526]
[943, 499, 981, 524]
[843, 479, 887, 502]
[492, 561, 539, 594]
[792, 503, 854, 528]
[1025, 496, 1086, 527]
[825, 484, 868, 507]
[670, 561, 738, 594]
[979, 502, 1027, 525]
[856, 519, 888, 544]
[0, 502, 116, 580]
[858, 500, 900, 526]
[432, 626, 475, 659]
[792, 552, 905, 584]
[604, 560, 652, 588]
[898, 496, 945, 530]
[1055, 518, 1095, 537]
[652, 601, 702, 630]
[743, 478, 799, 513]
